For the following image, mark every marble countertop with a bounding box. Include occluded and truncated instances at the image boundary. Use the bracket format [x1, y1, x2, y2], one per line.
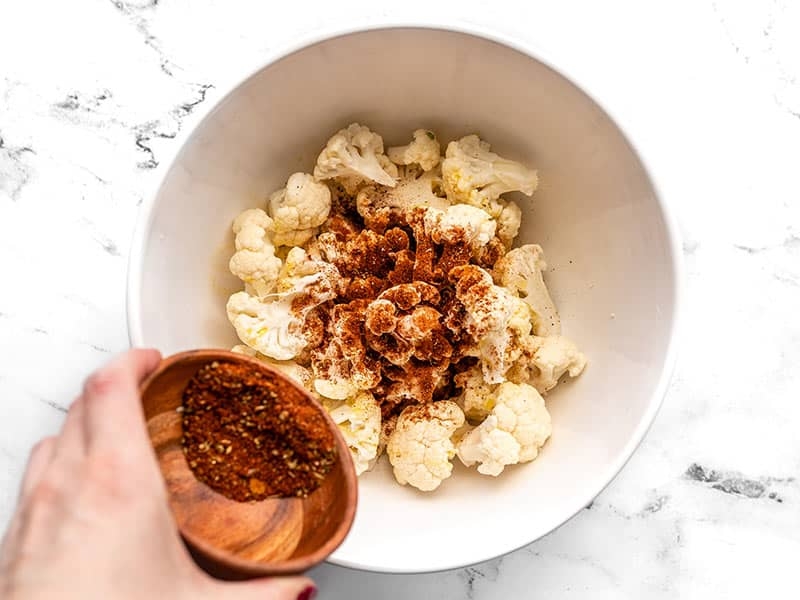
[2, 1, 799, 597]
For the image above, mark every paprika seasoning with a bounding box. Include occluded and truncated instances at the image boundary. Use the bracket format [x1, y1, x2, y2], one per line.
[180, 361, 336, 502]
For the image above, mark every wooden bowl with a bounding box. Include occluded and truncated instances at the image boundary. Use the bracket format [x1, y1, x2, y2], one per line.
[139, 349, 357, 578]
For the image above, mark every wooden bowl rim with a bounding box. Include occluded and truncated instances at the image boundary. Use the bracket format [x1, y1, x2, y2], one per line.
[140, 349, 358, 576]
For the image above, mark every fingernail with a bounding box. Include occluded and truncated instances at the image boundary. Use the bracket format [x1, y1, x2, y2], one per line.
[297, 585, 317, 600]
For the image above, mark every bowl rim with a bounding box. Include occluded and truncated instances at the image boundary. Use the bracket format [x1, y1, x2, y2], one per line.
[126, 21, 683, 574]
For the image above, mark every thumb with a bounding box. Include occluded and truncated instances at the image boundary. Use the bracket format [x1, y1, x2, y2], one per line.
[211, 576, 317, 600]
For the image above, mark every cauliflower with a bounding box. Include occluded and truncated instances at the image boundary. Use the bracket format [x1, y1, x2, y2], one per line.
[230, 344, 311, 388]
[231, 344, 254, 356]
[224, 123, 588, 492]
[387, 129, 441, 171]
[228, 208, 282, 297]
[496, 200, 522, 247]
[311, 301, 382, 398]
[313, 377, 358, 401]
[442, 135, 537, 216]
[458, 423, 520, 476]
[386, 401, 465, 491]
[493, 244, 560, 336]
[323, 391, 381, 475]
[227, 291, 305, 360]
[267, 172, 331, 247]
[276, 246, 340, 294]
[227, 252, 338, 360]
[450, 265, 532, 384]
[376, 414, 398, 460]
[476, 294, 531, 385]
[455, 365, 498, 422]
[314, 123, 397, 193]
[423, 204, 496, 251]
[356, 165, 449, 230]
[457, 382, 551, 476]
[527, 335, 587, 394]
[378, 155, 400, 180]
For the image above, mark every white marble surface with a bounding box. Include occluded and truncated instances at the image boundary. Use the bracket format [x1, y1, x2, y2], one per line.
[1, 0, 799, 597]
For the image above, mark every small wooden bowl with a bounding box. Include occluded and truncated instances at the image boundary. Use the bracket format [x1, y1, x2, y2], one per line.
[140, 349, 357, 578]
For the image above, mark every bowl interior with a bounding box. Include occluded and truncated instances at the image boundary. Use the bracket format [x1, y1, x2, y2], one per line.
[141, 350, 357, 577]
[130, 27, 678, 572]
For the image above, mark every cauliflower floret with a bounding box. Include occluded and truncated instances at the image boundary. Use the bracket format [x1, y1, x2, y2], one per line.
[455, 365, 498, 422]
[267, 172, 331, 247]
[311, 301, 382, 398]
[276, 246, 340, 294]
[494, 244, 561, 336]
[322, 391, 381, 475]
[376, 414, 398, 460]
[228, 208, 282, 297]
[527, 335, 587, 394]
[457, 382, 551, 476]
[378, 155, 400, 180]
[387, 401, 465, 491]
[496, 200, 522, 247]
[356, 165, 449, 229]
[314, 123, 397, 193]
[423, 204, 496, 252]
[230, 344, 312, 388]
[450, 265, 532, 384]
[313, 378, 358, 401]
[387, 129, 441, 171]
[227, 253, 338, 360]
[442, 135, 537, 216]
[227, 291, 305, 360]
[458, 423, 520, 476]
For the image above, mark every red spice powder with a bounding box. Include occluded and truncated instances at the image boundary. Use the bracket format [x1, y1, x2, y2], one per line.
[180, 361, 336, 502]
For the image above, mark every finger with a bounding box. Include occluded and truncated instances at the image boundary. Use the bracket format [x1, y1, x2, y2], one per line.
[81, 348, 161, 453]
[52, 397, 88, 462]
[19, 436, 57, 499]
[0, 510, 23, 569]
[211, 576, 316, 600]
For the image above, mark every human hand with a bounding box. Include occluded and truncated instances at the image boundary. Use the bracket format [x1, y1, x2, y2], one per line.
[0, 349, 316, 600]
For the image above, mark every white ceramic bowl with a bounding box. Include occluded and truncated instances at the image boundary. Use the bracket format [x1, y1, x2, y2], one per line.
[128, 25, 681, 573]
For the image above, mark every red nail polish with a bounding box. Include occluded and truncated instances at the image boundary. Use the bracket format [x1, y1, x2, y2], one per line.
[297, 585, 317, 600]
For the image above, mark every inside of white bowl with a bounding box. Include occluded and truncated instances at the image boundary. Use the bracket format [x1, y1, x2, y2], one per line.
[130, 27, 678, 573]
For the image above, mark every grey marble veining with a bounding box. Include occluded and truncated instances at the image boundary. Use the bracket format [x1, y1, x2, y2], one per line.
[1, 1, 799, 597]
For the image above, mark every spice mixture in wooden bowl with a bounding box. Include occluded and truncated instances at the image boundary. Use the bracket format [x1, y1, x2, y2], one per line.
[180, 361, 337, 501]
